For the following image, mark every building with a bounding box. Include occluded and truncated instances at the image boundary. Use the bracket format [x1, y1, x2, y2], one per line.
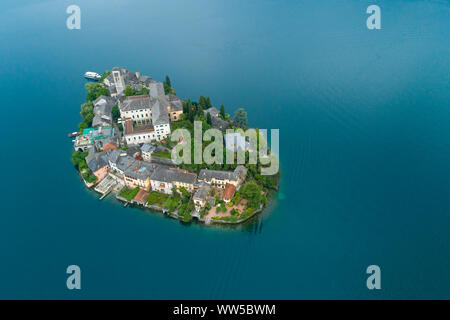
[204, 107, 229, 131]
[123, 161, 157, 191]
[102, 142, 117, 151]
[74, 126, 115, 152]
[111, 67, 126, 96]
[124, 119, 156, 145]
[166, 94, 183, 121]
[192, 183, 211, 211]
[92, 95, 115, 128]
[234, 165, 248, 185]
[203, 107, 219, 118]
[119, 95, 151, 124]
[107, 149, 136, 175]
[150, 168, 174, 194]
[82, 126, 115, 142]
[149, 83, 171, 141]
[74, 135, 91, 152]
[169, 168, 197, 192]
[140, 143, 156, 161]
[198, 166, 247, 189]
[198, 169, 239, 189]
[222, 183, 236, 203]
[85, 150, 110, 182]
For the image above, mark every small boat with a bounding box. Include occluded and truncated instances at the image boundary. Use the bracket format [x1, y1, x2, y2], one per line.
[68, 132, 78, 138]
[84, 71, 101, 81]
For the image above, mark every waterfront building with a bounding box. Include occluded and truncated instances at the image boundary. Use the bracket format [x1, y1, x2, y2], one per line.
[85, 150, 110, 182]
[192, 183, 211, 211]
[198, 166, 247, 189]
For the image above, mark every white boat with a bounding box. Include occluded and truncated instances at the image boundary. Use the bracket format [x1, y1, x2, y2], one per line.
[84, 71, 101, 80]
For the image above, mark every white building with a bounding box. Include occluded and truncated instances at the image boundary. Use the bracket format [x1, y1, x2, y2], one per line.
[150, 169, 174, 194]
[112, 67, 125, 96]
[119, 95, 152, 124]
[140, 144, 156, 161]
[149, 83, 171, 141]
[124, 119, 156, 145]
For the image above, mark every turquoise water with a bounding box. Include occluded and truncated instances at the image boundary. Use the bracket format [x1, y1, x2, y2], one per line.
[0, 0, 449, 299]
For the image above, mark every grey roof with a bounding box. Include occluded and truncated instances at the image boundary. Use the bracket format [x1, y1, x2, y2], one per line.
[169, 168, 197, 185]
[193, 183, 211, 201]
[124, 161, 158, 180]
[120, 95, 150, 112]
[211, 116, 229, 131]
[107, 149, 136, 172]
[138, 76, 153, 86]
[198, 169, 238, 182]
[167, 94, 183, 112]
[150, 167, 197, 184]
[93, 96, 115, 127]
[141, 143, 156, 153]
[86, 150, 109, 172]
[93, 95, 115, 107]
[116, 156, 136, 172]
[123, 71, 138, 83]
[150, 96, 170, 126]
[204, 107, 219, 118]
[125, 146, 141, 157]
[106, 149, 121, 164]
[149, 82, 165, 98]
[234, 165, 248, 180]
[150, 168, 173, 183]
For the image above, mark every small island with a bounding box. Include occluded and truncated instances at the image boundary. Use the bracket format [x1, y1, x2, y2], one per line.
[71, 67, 280, 225]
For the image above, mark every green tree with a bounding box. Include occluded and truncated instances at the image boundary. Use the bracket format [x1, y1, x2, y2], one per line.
[240, 181, 262, 209]
[85, 83, 109, 101]
[163, 75, 174, 95]
[233, 108, 249, 128]
[220, 105, 226, 119]
[164, 75, 171, 88]
[80, 102, 93, 119]
[112, 105, 120, 121]
[99, 70, 111, 82]
[124, 85, 135, 97]
[206, 112, 212, 125]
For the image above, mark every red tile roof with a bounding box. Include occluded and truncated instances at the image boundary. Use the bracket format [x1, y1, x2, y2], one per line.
[222, 183, 236, 201]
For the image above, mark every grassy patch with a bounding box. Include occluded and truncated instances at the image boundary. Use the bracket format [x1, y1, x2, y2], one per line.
[147, 191, 170, 206]
[119, 187, 140, 201]
[152, 151, 172, 159]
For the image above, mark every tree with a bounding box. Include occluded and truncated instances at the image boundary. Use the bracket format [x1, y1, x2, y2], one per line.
[220, 105, 226, 119]
[85, 83, 109, 101]
[163, 75, 173, 95]
[99, 70, 111, 82]
[240, 181, 262, 209]
[71, 150, 88, 167]
[124, 85, 135, 97]
[80, 102, 93, 119]
[206, 112, 212, 125]
[112, 105, 120, 122]
[233, 108, 249, 128]
[164, 75, 171, 88]
[198, 96, 207, 110]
